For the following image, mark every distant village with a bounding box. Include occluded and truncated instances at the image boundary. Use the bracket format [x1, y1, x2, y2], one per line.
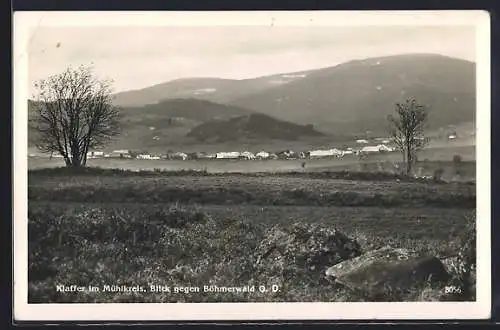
[32, 133, 461, 161]
[38, 138, 395, 161]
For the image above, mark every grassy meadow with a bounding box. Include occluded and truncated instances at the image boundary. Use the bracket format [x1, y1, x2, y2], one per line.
[28, 165, 476, 303]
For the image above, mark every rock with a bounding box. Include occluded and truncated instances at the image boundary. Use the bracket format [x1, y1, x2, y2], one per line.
[253, 223, 362, 288]
[325, 247, 450, 300]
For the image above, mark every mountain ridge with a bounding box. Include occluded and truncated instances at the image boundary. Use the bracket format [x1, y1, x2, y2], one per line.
[29, 53, 476, 149]
[111, 69, 316, 107]
[228, 53, 475, 135]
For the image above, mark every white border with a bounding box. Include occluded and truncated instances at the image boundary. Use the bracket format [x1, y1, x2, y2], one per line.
[13, 10, 491, 321]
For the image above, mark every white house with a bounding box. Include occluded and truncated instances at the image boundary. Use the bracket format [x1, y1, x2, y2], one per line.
[240, 151, 256, 160]
[136, 154, 161, 160]
[309, 150, 327, 158]
[331, 148, 343, 156]
[308, 150, 323, 158]
[111, 149, 130, 158]
[377, 144, 394, 152]
[309, 149, 343, 158]
[359, 145, 394, 153]
[87, 151, 104, 158]
[360, 146, 381, 153]
[172, 152, 188, 160]
[255, 151, 270, 159]
[216, 152, 240, 159]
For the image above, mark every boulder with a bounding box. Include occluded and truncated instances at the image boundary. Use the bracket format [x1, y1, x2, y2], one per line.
[325, 247, 450, 301]
[253, 223, 362, 288]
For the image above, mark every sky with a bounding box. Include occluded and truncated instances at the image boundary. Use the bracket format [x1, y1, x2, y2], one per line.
[27, 25, 476, 94]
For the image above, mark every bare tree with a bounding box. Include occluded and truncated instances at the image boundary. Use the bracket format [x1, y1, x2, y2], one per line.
[387, 97, 429, 176]
[30, 65, 121, 168]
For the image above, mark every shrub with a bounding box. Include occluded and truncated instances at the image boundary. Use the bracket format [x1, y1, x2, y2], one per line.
[443, 210, 476, 301]
[28, 203, 368, 303]
[454, 210, 476, 300]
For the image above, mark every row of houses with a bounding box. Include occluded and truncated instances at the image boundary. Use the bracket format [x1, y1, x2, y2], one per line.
[86, 143, 394, 160]
[43, 142, 396, 161]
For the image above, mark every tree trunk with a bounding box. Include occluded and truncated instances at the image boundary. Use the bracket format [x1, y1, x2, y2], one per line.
[70, 154, 82, 168]
[406, 145, 413, 176]
[68, 140, 85, 168]
[400, 150, 406, 174]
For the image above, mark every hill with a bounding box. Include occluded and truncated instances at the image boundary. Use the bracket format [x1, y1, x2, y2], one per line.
[118, 98, 254, 127]
[229, 54, 476, 135]
[115, 98, 261, 149]
[186, 113, 324, 143]
[28, 98, 259, 150]
[111, 71, 313, 107]
[111, 54, 475, 137]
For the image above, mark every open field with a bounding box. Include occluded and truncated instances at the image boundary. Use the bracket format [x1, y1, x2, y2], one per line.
[29, 170, 475, 208]
[28, 168, 476, 303]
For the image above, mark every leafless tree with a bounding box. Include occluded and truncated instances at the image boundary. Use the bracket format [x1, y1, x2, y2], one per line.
[30, 65, 121, 168]
[387, 97, 429, 176]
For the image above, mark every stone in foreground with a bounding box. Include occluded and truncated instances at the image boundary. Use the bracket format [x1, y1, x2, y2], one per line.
[253, 223, 362, 289]
[325, 247, 450, 300]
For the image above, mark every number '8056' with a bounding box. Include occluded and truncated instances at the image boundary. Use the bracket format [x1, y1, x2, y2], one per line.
[444, 286, 462, 294]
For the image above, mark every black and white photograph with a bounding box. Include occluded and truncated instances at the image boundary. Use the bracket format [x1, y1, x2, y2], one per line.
[14, 10, 491, 321]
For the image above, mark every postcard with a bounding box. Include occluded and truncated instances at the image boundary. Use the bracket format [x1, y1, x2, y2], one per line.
[13, 10, 491, 321]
